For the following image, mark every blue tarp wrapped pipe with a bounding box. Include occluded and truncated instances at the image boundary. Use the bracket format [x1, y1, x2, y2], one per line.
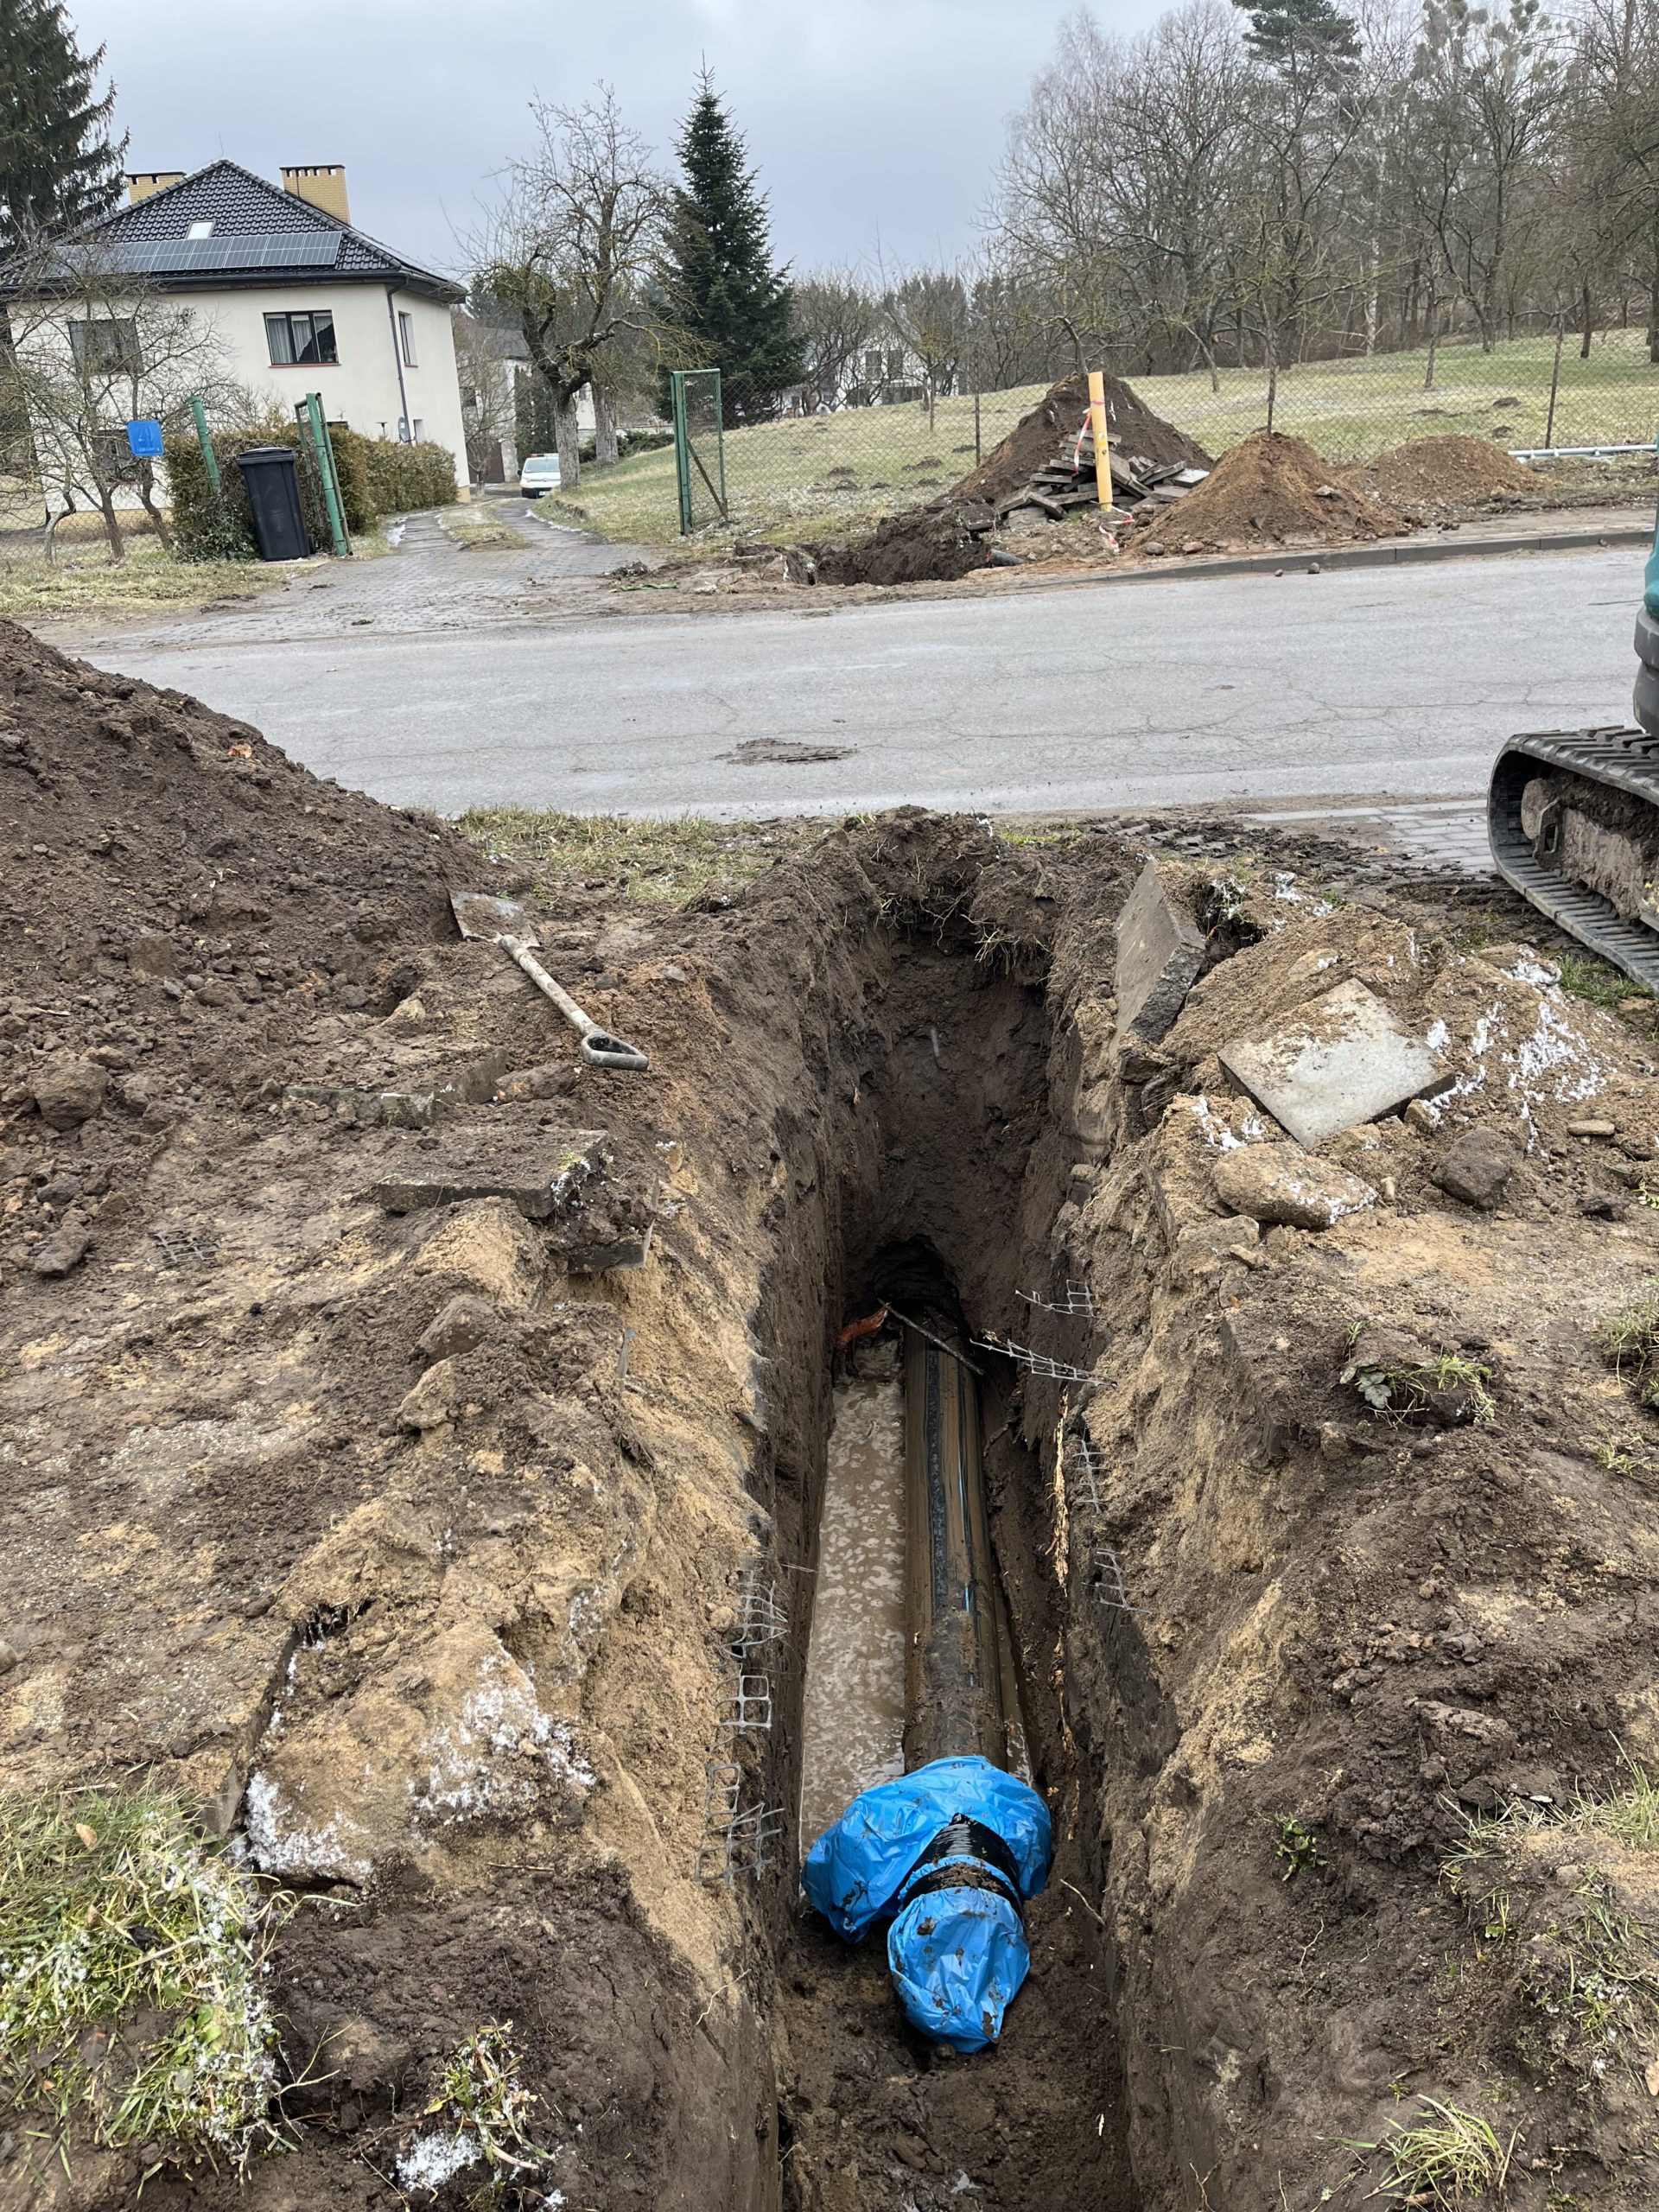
[802, 1755, 1052, 2051]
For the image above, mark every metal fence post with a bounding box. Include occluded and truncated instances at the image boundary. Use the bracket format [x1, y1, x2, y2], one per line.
[188, 395, 221, 499]
[303, 392, 351, 556]
[671, 371, 693, 535]
[1544, 315, 1565, 451]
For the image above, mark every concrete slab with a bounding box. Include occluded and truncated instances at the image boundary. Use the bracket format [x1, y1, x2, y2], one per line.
[370, 1130, 609, 1219]
[1219, 979, 1446, 1147]
[1116, 859, 1206, 1048]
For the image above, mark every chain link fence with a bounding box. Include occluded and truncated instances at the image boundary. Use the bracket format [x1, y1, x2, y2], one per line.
[572, 326, 1659, 551]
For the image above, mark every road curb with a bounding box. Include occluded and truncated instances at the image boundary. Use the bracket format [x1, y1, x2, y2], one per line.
[1002, 520, 1655, 594]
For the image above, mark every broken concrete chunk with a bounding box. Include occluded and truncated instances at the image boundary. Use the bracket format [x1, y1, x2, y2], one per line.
[371, 1131, 608, 1220]
[32, 1224, 92, 1277]
[1115, 859, 1206, 1049]
[1219, 980, 1446, 1147]
[1432, 1128, 1516, 1210]
[1212, 1142, 1376, 1230]
[30, 1052, 108, 1131]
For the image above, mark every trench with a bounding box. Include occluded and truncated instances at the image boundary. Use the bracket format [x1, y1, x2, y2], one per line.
[740, 917, 1141, 2212]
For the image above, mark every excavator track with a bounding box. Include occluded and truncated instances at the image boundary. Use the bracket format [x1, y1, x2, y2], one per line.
[1488, 720, 1659, 990]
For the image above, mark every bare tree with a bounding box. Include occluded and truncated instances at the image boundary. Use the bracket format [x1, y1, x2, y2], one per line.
[3, 232, 243, 557]
[473, 86, 683, 491]
[791, 266, 880, 409]
[1573, 0, 1659, 361]
[1409, 0, 1560, 351]
[881, 266, 971, 427]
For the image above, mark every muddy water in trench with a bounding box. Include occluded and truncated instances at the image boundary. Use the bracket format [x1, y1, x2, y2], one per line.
[798, 1339, 907, 1850]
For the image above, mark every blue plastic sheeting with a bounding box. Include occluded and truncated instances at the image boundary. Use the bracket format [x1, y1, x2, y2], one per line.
[801, 1756, 1052, 2051]
[887, 1885, 1031, 2051]
[802, 1755, 1050, 1939]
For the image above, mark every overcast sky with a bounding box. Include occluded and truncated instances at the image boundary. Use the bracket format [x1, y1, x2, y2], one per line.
[69, 0, 1159, 279]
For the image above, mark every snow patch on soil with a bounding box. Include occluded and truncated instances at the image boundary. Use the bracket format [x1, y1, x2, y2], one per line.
[243, 1771, 373, 1884]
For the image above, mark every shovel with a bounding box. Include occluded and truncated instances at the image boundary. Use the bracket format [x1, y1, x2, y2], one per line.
[450, 892, 650, 1071]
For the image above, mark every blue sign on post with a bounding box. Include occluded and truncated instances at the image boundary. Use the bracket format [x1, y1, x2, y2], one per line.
[125, 417, 163, 459]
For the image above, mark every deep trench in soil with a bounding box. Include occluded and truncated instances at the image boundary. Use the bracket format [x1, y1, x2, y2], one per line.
[748, 929, 1141, 2212]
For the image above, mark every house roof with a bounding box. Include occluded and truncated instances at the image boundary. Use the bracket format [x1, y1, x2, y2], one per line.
[12, 160, 464, 304]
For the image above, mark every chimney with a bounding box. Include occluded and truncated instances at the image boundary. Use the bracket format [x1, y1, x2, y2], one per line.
[282, 164, 350, 225]
[126, 171, 185, 205]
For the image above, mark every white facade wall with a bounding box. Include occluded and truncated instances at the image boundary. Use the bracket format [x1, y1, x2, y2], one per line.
[200, 282, 467, 486]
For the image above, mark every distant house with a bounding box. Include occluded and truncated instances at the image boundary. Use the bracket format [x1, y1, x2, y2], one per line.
[10, 159, 469, 487]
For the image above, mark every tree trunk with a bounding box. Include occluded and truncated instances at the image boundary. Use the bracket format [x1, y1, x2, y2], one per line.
[95, 486, 124, 561]
[1649, 210, 1659, 364]
[136, 462, 172, 551]
[1580, 281, 1593, 360]
[593, 383, 619, 467]
[1425, 293, 1439, 390]
[555, 391, 581, 493]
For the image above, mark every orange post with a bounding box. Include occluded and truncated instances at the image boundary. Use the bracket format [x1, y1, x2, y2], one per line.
[1086, 369, 1112, 508]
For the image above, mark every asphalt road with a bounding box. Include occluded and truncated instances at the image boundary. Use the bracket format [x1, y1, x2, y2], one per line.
[80, 544, 1640, 819]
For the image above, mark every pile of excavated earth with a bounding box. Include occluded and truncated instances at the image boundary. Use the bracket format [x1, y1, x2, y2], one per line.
[798, 378, 1555, 588]
[6, 620, 1659, 2212]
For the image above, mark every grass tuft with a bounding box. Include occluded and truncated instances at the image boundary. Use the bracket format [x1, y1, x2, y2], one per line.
[0, 1786, 288, 2164]
[1360, 2098, 1517, 2206]
[1595, 1280, 1659, 1406]
[393, 2022, 547, 2206]
[458, 806, 817, 906]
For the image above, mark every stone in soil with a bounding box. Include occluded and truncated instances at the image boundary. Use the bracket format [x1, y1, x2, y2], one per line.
[1219, 979, 1446, 1147]
[1115, 858, 1206, 1049]
[369, 1129, 610, 1220]
[1212, 1141, 1376, 1229]
[1432, 1128, 1517, 1209]
[30, 1223, 91, 1276]
[30, 1052, 107, 1130]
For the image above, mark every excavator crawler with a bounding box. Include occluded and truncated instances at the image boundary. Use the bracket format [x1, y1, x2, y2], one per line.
[1488, 504, 1659, 988]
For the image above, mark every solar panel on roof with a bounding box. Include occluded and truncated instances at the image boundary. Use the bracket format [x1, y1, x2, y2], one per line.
[100, 232, 343, 275]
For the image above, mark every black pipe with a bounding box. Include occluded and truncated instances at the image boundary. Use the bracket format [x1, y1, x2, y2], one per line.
[902, 1319, 1007, 1772]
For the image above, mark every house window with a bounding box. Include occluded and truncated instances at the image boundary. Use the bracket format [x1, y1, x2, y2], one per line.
[187, 219, 213, 239]
[398, 310, 416, 366]
[68, 317, 141, 374]
[265, 310, 338, 366]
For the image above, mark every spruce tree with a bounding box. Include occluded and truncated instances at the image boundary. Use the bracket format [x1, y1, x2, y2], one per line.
[664, 75, 801, 427]
[0, 0, 124, 251]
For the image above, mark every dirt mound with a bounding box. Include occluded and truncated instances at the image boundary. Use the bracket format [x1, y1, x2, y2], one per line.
[814, 372, 1211, 588]
[0, 619, 478, 1069]
[1372, 432, 1536, 510]
[952, 369, 1212, 511]
[1153, 429, 1408, 550]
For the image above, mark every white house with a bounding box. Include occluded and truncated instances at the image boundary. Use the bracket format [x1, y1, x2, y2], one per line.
[37, 159, 469, 485]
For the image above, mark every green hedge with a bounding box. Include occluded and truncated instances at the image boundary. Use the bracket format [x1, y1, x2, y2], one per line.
[165, 420, 456, 562]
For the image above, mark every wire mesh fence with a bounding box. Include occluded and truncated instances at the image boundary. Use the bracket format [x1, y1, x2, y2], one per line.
[590, 327, 1659, 551]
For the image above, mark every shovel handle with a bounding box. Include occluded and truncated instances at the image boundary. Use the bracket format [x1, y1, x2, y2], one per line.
[503, 938, 650, 1072]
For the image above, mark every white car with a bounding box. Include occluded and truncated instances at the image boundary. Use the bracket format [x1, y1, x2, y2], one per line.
[519, 453, 561, 498]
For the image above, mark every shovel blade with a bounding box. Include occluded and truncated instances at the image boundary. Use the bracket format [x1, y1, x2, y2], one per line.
[450, 890, 540, 947]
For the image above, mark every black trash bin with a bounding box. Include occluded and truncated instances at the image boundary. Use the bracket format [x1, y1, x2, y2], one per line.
[235, 445, 309, 561]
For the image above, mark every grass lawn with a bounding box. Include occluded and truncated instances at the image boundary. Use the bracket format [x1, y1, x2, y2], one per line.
[550, 327, 1659, 549]
[0, 532, 300, 620]
[459, 806, 821, 905]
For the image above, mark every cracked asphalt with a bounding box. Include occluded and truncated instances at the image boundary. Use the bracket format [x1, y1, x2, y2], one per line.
[52, 504, 1641, 836]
